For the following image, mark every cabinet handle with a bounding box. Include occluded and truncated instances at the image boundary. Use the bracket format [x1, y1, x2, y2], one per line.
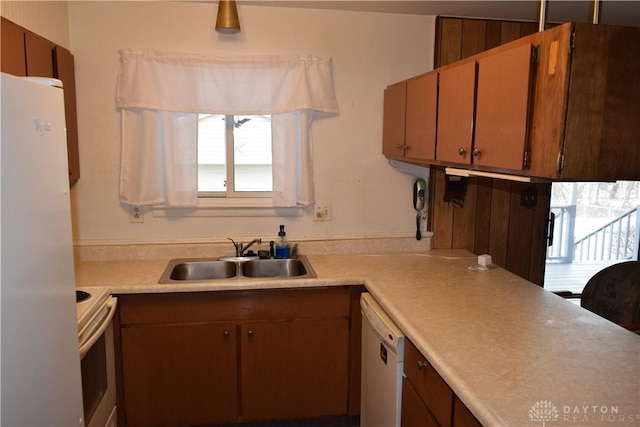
[473, 148, 481, 157]
[458, 147, 466, 156]
[396, 144, 404, 151]
[417, 360, 427, 370]
[247, 330, 254, 337]
[223, 330, 230, 338]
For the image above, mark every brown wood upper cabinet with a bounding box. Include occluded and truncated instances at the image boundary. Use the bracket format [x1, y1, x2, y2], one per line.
[432, 42, 535, 170]
[383, 71, 438, 161]
[1, 18, 81, 186]
[385, 22, 640, 181]
[474, 43, 533, 170]
[436, 61, 476, 165]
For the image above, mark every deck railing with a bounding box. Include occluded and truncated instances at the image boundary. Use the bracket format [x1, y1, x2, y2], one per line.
[547, 205, 576, 263]
[548, 205, 639, 263]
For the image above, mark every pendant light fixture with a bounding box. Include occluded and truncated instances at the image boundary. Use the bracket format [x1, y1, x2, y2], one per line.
[215, 0, 241, 34]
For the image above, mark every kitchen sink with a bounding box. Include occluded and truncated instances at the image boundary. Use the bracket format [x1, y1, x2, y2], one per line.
[159, 255, 316, 283]
[241, 258, 312, 278]
[162, 259, 238, 282]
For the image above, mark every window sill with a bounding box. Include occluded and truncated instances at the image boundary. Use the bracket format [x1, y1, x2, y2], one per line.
[152, 198, 304, 218]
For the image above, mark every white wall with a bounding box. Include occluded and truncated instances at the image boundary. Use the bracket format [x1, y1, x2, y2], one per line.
[68, 1, 434, 246]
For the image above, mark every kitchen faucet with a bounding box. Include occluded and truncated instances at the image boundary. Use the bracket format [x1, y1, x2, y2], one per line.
[228, 238, 262, 257]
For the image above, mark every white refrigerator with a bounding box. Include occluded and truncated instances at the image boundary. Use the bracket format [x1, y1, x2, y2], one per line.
[1, 72, 84, 426]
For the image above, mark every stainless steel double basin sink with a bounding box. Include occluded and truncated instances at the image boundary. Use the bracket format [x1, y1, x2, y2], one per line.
[159, 255, 316, 283]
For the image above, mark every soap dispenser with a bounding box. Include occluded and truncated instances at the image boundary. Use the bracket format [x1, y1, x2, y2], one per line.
[275, 225, 291, 259]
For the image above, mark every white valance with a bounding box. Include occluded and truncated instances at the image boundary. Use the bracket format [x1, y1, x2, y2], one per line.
[116, 49, 338, 207]
[116, 49, 339, 115]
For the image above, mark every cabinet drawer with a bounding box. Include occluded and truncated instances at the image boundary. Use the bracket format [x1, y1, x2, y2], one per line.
[404, 339, 454, 427]
[119, 287, 351, 325]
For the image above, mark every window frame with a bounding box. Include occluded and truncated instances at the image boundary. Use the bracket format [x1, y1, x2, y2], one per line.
[197, 113, 273, 200]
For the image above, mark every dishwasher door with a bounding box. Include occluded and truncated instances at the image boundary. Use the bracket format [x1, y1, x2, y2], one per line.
[360, 293, 405, 427]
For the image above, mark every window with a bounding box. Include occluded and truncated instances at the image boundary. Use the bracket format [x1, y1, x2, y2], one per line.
[117, 50, 338, 207]
[545, 181, 640, 300]
[198, 114, 272, 197]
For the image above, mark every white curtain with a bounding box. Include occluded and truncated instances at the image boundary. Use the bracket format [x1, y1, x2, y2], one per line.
[116, 49, 338, 207]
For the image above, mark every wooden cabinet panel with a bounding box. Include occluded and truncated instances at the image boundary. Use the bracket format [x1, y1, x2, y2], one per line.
[382, 82, 407, 157]
[474, 43, 533, 170]
[121, 322, 238, 427]
[404, 339, 454, 427]
[436, 61, 476, 165]
[119, 288, 351, 324]
[384, 73, 438, 161]
[1, 17, 26, 76]
[402, 343, 482, 427]
[53, 46, 81, 185]
[453, 396, 482, 427]
[560, 23, 640, 181]
[117, 288, 357, 425]
[401, 378, 440, 427]
[24, 31, 54, 77]
[406, 72, 438, 161]
[240, 318, 350, 421]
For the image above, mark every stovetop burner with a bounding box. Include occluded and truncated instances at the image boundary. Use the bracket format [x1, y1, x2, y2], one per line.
[76, 290, 90, 303]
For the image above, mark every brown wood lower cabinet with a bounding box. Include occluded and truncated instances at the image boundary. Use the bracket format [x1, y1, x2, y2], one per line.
[116, 287, 362, 427]
[121, 323, 238, 427]
[240, 319, 350, 421]
[401, 378, 440, 427]
[401, 339, 481, 427]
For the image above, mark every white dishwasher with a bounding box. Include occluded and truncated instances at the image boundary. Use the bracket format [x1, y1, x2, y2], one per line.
[360, 292, 405, 427]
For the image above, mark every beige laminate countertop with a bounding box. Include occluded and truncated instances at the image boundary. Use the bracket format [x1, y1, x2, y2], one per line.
[75, 250, 640, 426]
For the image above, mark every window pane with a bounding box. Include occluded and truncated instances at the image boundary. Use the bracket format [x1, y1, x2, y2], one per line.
[198, 114, 226, 192]
[233, 115, 272, 192]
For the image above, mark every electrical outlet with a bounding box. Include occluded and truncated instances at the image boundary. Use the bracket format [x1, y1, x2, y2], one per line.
[130, 206, 144, 223]
[314, 204, 332, 221]
[521, 188, 538, 208]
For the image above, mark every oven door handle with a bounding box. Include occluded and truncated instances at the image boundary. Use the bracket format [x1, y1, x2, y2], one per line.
[79, 298, 118, 359]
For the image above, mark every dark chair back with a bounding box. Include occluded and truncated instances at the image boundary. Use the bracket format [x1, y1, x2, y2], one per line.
[581, 261, 640, 332]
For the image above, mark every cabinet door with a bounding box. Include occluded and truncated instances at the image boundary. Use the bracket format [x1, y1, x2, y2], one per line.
[474, 43, 533, 170]
[240, 318, 350, 421]
[24, 31, 54, 77]
[436, 61, 477, 164]
[1, 17, 26, 76]
[401, 378, 440, 427]
[406, 72, 438, 161]
[453, 396, 482, 427]
[53, 46, 81, 186]
[404, 340, 453, 427]
[121, 323, 237, 427]
[382, 82, 407, 157]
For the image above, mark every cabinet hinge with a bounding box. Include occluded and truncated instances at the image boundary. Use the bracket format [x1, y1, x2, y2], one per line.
[569, 32, 576, 53]
[523, 151, 531, 168]
[557, 152, 564, 174]
[531, 46, 539, 64]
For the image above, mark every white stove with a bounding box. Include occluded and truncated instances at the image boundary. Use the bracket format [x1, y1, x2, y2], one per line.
[75, 286, 118, 427]
[76, 286, 110, 332]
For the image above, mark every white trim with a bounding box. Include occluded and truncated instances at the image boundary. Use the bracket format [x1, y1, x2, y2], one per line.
[444, 167, 549, 183]
[73, 232, 434, 247]
[152, 197, 303, 218]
